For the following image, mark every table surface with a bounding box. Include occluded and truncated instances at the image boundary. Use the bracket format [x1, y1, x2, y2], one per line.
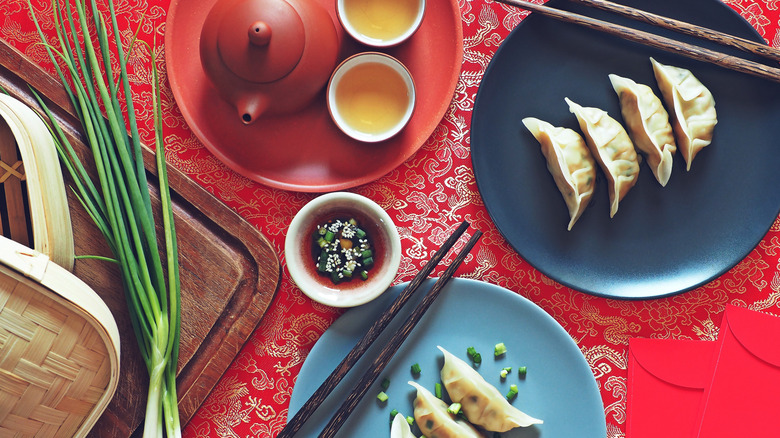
[5, 0, 780, 436]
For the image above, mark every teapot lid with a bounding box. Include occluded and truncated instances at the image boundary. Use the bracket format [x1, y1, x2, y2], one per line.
[215, 0, 305, 83]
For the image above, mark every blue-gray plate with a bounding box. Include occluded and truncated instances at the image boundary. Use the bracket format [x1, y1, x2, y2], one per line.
[471, 0, 780, 298]
[289, 278, 607, 437]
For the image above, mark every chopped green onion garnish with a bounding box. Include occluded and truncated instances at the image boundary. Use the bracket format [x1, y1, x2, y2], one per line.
[518, 366, 527, 378]
[411, 363, 422, 375]
[466, 346, 482, 365]
[435, 382, 442, 399]
[506, 384, 518, 401]
[381, 378, 391, 391]
[390, 409, 399, 419]
[447, 402, 462, 415]
[324, 230, 335, 241]
[356, 228, 367, 238]
[361, 271, 368, 280]
[406, 416, 414, 426]
[377, 391, 389, 402]
[361, 249, 373, 258]
[494, 342, 507, 357]
[363, 256, 374, 266]
[500, 367, 512, 379]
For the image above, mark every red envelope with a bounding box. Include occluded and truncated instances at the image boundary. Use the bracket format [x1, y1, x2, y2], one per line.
[696, 305, 780, 438]
[627, 337, 715, 438]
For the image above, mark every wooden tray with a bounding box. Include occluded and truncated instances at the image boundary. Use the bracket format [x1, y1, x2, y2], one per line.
[0, 39, 281, 437]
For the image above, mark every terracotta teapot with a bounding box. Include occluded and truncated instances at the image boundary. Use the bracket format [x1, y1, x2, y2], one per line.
[200, 0, 340, 124]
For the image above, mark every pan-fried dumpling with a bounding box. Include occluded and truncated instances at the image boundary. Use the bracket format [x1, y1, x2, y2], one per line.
[438, 346, 542, 432]
[609, 74, 677, 186]
[522, 117, 597, 230]
[565, 97, 640, 218]
[650, 58, 717, 171]
[408, 381, 483, 438]
[391, 413, 416, 438]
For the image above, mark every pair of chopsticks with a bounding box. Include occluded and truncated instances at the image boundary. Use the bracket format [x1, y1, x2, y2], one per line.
[495, 0, 780, 83]
[277, 221, 482, 438]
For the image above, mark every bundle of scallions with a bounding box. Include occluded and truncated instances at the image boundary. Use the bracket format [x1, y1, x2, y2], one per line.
[27, 0, 181, 436]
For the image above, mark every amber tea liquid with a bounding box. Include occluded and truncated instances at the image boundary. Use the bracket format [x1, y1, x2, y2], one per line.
[334, 62, 410, 136]
[343, 0, 421, 41]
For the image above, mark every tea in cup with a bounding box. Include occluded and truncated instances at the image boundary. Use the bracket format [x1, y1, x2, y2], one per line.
[327, 53, 416, 143]
[337, 0, 426, 47]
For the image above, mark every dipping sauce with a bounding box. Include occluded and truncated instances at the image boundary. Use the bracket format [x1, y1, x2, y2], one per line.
[342, 0, 421, 42]
[307, 212, 386, 288]
[333, 61, 411, 136]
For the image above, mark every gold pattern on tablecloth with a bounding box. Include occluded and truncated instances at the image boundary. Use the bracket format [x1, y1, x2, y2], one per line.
[4, 0, 780, 436]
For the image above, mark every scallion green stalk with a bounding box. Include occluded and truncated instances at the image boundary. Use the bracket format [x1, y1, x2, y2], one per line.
[28, 0, 181, 436]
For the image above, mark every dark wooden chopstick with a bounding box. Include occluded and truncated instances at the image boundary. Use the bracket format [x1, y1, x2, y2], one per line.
[276, 221, 471, 438]
[317, 230, 483, 438]
[572, 0, 780, 62]
[493, 0, 780, 83]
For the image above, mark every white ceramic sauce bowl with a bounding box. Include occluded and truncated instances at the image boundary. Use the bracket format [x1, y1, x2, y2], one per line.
[285, 192, 402, 307]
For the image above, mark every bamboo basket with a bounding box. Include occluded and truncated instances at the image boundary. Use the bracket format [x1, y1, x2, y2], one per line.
[0, 93, 74, 271]
[0, 95, 118, 436]
[0, 234, 120, 437]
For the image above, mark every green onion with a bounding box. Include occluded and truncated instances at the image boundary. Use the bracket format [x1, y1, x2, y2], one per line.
[411, 363, 421, 375]
[466, 346, 482, 365]
[518, 366, 528, 378]
[381, 377, 391, 391]
[377, 391, 389, 403]
[435, 382, 442, 399]
[406, 416, 414, 426]
[500, 367, 512, 379]
[494, 342, 507, 357]
[447, 402, 462, 415]
[506, 384, 519, 401]
[28, 1, 181, 436]
[389, 409, 399, 421]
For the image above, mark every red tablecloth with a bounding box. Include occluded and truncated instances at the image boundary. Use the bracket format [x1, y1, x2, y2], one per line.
[5, 0, 780, 436]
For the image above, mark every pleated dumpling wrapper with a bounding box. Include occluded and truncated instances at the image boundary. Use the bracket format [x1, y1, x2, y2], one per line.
[391, 413, 416, 438]
[408, 381, 483, 438]
[565, 97, 640, 218]
[438, 346, 543, 432]
[650, 57, 717, 171]
[522, 117, 597, 230]
[609, 74, 677, 186]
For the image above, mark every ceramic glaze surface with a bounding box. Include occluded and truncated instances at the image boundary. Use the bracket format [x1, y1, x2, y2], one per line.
[200, 0, 340, 123]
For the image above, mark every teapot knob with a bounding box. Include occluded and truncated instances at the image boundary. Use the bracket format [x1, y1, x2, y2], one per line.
[248, 21, 272, 46]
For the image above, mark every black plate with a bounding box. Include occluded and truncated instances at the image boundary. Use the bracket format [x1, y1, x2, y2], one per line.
[471, 0, 780, 299]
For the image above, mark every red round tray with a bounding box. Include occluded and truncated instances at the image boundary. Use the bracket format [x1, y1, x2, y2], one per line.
[165, 0, 463, 192]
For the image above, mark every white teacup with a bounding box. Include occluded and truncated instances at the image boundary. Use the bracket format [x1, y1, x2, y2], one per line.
[336, 0, 426, 47]
[327, 53, 416, 143]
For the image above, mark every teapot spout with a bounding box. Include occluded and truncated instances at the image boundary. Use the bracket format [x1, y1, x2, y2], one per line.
[237, 95, 270, 125]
